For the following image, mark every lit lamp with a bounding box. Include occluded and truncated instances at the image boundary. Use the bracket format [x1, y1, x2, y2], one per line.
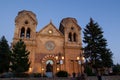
[42, 68, 44, 71]
[77, 57, 80, 60]
[82, 57, 85, 62]
[29, 67, 32, 73]
[62, 56, 64, 60]
[57, 68, 59, 71]
[41, 68, 44, 77]
[48, 30, 53, 34]
[77, 54, 85, 74]
[60, 56, 64, 64]
[55, 56, 58, 60]
[56, 53, 65, 71]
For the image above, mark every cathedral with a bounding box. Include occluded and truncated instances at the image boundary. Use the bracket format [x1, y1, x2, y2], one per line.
[12, 10, 84, 76]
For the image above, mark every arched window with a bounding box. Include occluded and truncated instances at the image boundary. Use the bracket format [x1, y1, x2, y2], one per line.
[73, 33, 77, 42]
[68, 32, 72, 41]
[26, 28, 31, 38]
[20, 27, 25, 38]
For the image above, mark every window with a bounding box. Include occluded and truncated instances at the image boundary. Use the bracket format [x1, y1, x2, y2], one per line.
[20, 27, 25, 38]
[71, 27, 74, 30]
[25, 20, 28, 24]
[73, 33, 77, 42]
[68, 32, 72, 41]
[26, 28, 31, 38]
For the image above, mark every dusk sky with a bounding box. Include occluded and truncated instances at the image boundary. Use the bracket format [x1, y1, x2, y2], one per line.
[0, 0, 120, 64]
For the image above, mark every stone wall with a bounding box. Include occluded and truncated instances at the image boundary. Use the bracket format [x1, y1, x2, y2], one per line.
[88, 76, 120, 80]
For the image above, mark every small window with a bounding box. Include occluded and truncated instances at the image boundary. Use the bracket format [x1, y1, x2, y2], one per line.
[48, 30, 53, 34]
[25, 20, 28, 24]
[71, 27, 74, 30]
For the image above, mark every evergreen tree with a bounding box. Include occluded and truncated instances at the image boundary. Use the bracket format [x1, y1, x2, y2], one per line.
[0, 36, 11, 73]
[11, 39, 30, 73]
[101, 48, 113, 68]
[113, 63, 120, 75]
[83, 18, 113, 73]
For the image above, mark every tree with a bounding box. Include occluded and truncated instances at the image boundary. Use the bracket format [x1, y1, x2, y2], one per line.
[0, 36, 11, 73]
[113, 63, 120, 75]
[11, 39, 30, 73]
[83, 18, 113, 74]
[101, 49, 113, 68]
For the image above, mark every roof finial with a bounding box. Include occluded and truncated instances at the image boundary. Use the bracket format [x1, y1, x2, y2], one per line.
[50, 19, 52, 24]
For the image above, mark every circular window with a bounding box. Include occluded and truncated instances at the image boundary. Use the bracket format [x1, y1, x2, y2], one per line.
[48, 30, 53, 34]
[25, 20, 28, 24]
[45, 41, 55, 50]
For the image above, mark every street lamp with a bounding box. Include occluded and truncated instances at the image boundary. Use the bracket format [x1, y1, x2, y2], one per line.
[56, 53, 64, 71]
[77, 53, 85, 74]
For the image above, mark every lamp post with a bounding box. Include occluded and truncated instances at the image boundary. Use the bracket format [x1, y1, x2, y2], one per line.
[77, 53, 85, 75]
[77, 57, 80, 73]
[55, 53, 64, 71]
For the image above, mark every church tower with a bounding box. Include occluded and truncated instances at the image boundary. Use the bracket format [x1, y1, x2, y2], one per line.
[59, 17, 83, 75]
[13, 10, 38, 72]
[13, 10, 37, 40]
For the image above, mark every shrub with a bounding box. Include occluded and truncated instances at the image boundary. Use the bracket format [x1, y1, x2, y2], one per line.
[33, 73, 41, 77]
[56, 71, 68, 77]
[13, 73, 29, 78]
[84, 66, 95, 76]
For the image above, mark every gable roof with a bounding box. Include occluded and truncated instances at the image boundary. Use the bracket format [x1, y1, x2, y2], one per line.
[38, 21, 64, 37]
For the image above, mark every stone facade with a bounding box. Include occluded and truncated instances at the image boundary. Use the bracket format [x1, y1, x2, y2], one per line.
[12, 10, 83, 76]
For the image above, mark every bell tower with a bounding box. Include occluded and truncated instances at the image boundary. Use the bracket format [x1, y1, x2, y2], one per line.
[13, 10, 37, 41]
[12, 10, 38, 72]
[59, 17, 82, 75]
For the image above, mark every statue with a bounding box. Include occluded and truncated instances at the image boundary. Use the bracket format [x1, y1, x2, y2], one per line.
[46, 62, 53, 77]
[46, 62, 53, 72]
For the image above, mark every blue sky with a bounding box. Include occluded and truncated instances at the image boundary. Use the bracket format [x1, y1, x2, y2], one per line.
[0, 0, 120, 64]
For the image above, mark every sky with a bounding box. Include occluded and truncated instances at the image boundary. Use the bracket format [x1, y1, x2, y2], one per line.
[0, 0, 120, 64]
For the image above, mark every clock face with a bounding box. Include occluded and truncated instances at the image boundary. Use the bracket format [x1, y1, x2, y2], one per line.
[45, 41, 55, 50]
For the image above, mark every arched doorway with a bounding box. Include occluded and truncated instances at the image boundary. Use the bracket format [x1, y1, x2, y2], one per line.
[46, 60, 54, 65]
[41, 55, 57, 76]
[46, 60, 54, 72]
[46, 60, 54, 77]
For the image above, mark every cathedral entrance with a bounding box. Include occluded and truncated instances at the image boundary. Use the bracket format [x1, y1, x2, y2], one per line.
[41, 55, 57, 77]
[46, 60, 53, 77]
[46, 60, 53, 72]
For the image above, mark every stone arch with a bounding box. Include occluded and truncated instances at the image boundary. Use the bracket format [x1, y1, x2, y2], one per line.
[41, 55, 57, 74]
[42, 55, 56, 64]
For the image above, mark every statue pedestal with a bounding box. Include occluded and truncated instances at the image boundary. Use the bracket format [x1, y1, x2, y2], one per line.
[46, 72, 53, 78]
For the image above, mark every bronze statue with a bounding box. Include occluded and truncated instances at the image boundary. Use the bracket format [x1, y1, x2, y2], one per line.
[46, 62, 53, 72]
